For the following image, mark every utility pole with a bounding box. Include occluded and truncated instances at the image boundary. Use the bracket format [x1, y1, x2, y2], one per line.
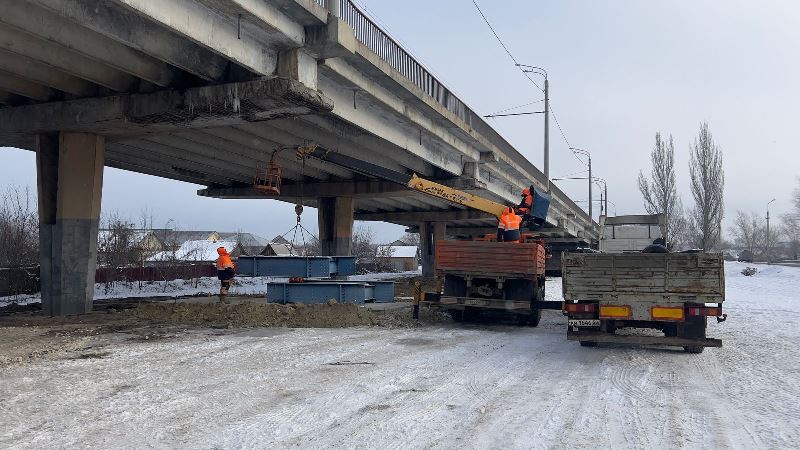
[544, 77, 549, 186]
[767, 198, 776, 261]
[587, 153, 592, 221]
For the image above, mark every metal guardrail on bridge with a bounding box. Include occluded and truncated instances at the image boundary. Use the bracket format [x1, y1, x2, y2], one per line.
[317, 0, 470, 122]
[315, 0, 594, 231]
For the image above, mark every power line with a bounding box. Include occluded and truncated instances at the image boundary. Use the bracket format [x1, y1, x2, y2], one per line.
[486, 99, 545, 117]
[471, 0, 543, 91]
[472, 0, 586, 168]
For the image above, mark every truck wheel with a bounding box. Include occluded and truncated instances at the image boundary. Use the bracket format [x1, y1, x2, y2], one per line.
[525, 308, 542, 327]
[449, 309, 464, 322]
[580, 341, 598, 347]
[683, 346, 704, 354]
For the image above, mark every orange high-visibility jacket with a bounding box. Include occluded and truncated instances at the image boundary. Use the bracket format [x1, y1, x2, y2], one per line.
[216, 247, 234, 270]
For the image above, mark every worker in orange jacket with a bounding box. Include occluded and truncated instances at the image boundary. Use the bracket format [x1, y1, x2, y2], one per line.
[497, 208, 509, 242]
[503, 207, 522, 243]
[216, 246, 235, 303]
[518, 187, 534, 218]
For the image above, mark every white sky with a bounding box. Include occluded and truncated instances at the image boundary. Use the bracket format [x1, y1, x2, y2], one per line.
[1, 0, 798, 240]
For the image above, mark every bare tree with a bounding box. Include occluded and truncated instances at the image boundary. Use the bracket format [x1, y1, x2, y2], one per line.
[780, 214, 800, 260]
[400, 232, 420, 247]
[0, 185, 39, 267]
[638, 132, 684, 248]
[688, 122, 725, 250]
[351, 225, 395, 273]
[730, 211, 764, 254]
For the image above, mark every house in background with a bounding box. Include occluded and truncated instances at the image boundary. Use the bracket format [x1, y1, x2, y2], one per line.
[218, 232, 270, 256]
[147, 240, 244, 265]
[376, 245, 419, 272]
[271, 235, 291, 245]
[263, 243, 292, 256]
[141, 230, 219, 253]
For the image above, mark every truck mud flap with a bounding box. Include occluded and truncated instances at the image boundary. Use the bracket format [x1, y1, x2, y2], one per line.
[568, 330, 722, 348]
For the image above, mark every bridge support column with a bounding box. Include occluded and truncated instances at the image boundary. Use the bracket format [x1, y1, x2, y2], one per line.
[36, 132, 105, 316]
[420, 222, 446, 278]
[318, 197, 353, 256]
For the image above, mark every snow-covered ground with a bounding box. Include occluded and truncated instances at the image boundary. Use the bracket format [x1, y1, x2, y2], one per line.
[1, 261, 798, 448]
[0, 270, 422, 306]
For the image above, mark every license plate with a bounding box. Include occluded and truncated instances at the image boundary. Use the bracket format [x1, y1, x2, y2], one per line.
[568, 319, 600, 327]
[464, 298, 488, 307]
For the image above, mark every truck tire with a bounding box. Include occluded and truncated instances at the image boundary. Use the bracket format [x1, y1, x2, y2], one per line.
[449, 309, 464, 322]
[678, 316, 707, 354]
[580, 341, 598, 347]
[525, 279, 544, 327]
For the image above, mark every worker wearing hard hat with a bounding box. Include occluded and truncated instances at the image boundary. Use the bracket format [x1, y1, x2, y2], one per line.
[216, 246, 235, 303]
[518, 186, 534, 218]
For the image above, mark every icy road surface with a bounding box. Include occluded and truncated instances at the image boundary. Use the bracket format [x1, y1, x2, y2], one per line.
[1, 261, 798, 449]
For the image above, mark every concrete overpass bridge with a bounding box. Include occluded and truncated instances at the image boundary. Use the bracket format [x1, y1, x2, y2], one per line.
[0, 0, 597, 314]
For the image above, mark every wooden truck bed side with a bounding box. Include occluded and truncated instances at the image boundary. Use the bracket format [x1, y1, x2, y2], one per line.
[436, 241, 545, 277]
[562, 253, 725, 303]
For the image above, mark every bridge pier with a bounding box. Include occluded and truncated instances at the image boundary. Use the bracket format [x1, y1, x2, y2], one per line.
[36, 132, 105, 316]
[318, 197, 353, 256]
[420, 222, 446, 277]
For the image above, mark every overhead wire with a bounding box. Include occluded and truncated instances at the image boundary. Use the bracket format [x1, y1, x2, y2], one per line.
[472, 0, 589, 168]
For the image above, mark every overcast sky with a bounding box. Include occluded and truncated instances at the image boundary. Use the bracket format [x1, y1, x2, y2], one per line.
[1, 0, 798, 241]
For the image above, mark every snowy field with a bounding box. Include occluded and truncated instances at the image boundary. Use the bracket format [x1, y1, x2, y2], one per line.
[1, 261, 798, 449]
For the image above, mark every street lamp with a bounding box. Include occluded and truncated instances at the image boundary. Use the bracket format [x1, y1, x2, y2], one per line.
[568, 147, 592, 221]
[767, 198, 776, 261]
[552, 174, 606, 221]
[517, 64, 549, 185]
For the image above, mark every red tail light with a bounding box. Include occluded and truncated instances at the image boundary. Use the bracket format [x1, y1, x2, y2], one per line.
[687, 306, 721, 317]
[565, 303, 597, 313]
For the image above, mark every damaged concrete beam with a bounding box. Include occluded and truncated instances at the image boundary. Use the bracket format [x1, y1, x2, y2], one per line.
[354, 209, 492, 222]
[0, 78, 334, 139]
[197, 180, 414, 199]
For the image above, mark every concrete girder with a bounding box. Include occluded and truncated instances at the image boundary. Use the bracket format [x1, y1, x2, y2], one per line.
[30, 0, 230, 82]
[0, 0, 183, 87]
[355, 209, 492, 222]
[294, 114, 434, 177]
[245, 118, 426, 178]
[104, 154, 220, 186]
[0, 70, 55, 101]
[108, 141, 252, 185]
[0, 78, 333, 138]
[126, 134, 309, 183]
[109, 0, 277, 76]
[174, 129, 329, 181]
[0, 49, 97, 96]
[197, 180, 412, 199]
[321, 59, 480, 169]
[206, 0, 305, 48]
[196, 126, 351, 180]
[316, 70, 465, 177]
[0, 24, 138, 91]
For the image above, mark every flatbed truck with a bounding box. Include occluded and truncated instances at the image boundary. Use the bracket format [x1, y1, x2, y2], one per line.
[562, 252, 726, 353]
[422, 238, 562, 325]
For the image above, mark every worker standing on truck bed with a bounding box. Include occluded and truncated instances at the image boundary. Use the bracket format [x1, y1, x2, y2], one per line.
[216, 247, 235, 303]
[497, 208, 509, 242]
[504, 207, 522, 243]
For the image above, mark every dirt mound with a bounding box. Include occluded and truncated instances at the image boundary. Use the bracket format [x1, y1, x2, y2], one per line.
[131, 302, 378, 328]
[372, 306, 453, 328]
